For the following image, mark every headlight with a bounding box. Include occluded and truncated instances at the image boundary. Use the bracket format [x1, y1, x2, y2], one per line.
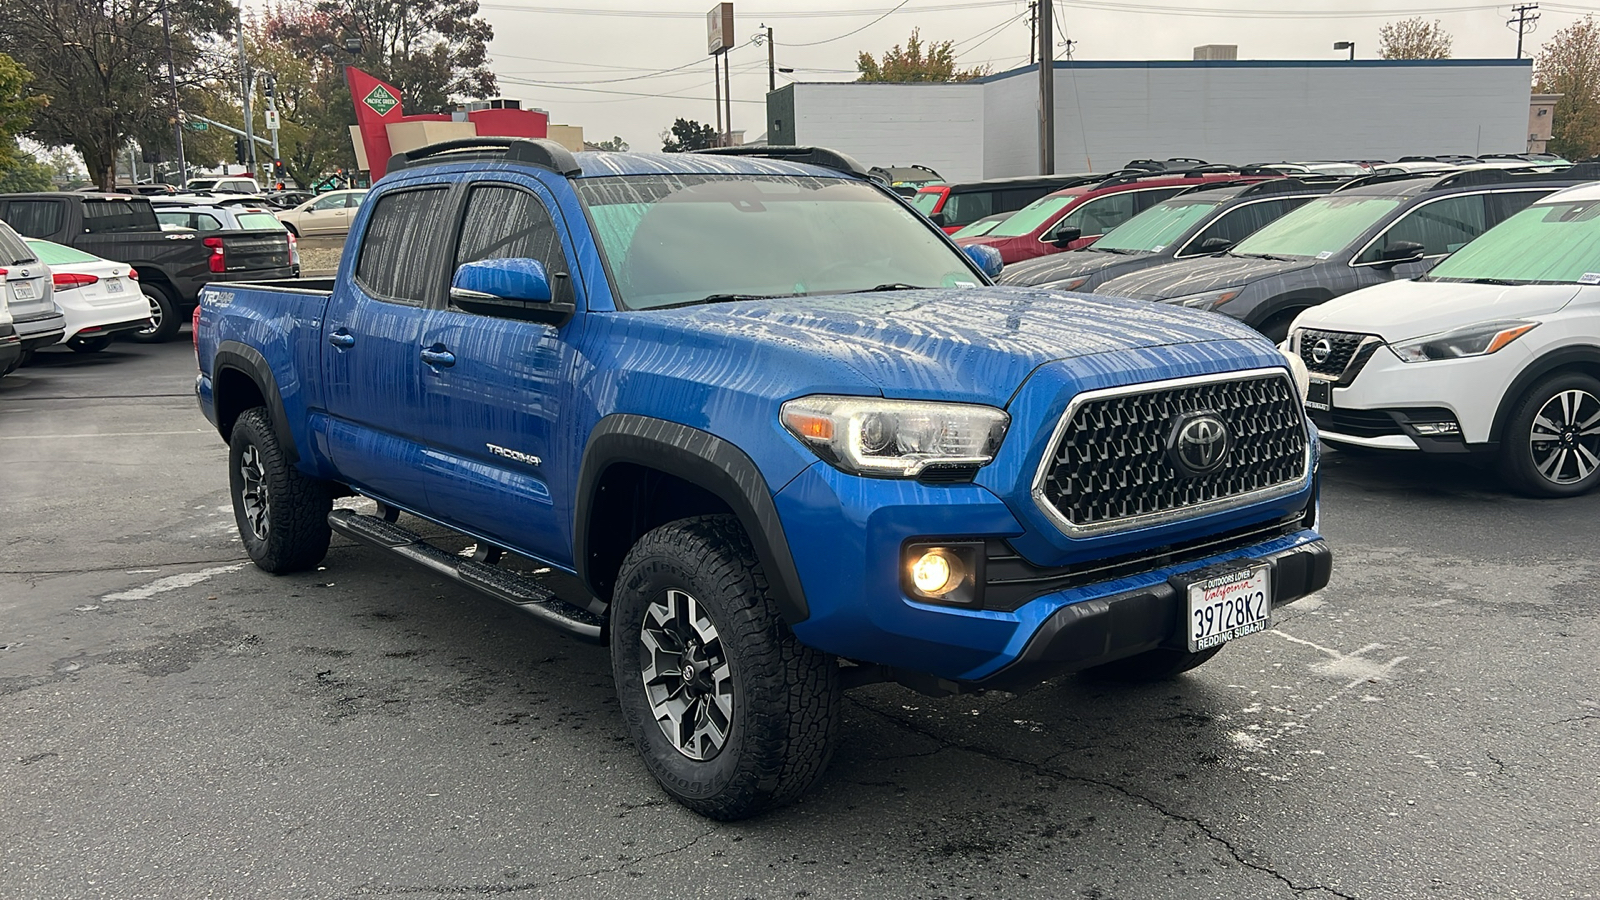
[781, 395, 1010, 478]
[1162, 288, 1243, 310]
[1279, 347, 1311, 400]
[1389, 320, 1539, 363]
[1046, 276, 1090, 292]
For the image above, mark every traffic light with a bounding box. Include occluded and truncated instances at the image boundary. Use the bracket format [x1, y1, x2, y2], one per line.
[234, 137, 247, 163]
[272, 159, 286, 190]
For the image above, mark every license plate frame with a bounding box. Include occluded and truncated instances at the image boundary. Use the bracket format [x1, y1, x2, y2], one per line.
[104, 277, 124, 293]
[1305, 378, 1331, 411]
[1185, 563, 1272, 652]
[11, 280, 37, 301]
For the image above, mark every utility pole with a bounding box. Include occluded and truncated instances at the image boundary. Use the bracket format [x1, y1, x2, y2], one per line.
[1028, 2, 1037, 66]
[237, 13, 257, 180]
[1508, 4, 1540, 59]
[159, 0, 187, 187]
[766, 25, 776, 93]
[1038, 0, 1054, 174]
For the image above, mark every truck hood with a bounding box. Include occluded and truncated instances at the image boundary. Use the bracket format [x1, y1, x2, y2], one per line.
[999, 249, 1152, 287]
[1294, 279, 1581, 343]
[627, 286, 1268, 404]
[1098, 254, 1317, 301]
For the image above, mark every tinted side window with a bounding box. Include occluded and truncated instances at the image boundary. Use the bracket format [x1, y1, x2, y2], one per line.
[997, 187, 1049, 212]
[1187, 198, 1302, 254]
[943, 191, 994, 226]
[1360, 194, 1487, 262]
[83, 199, 159, 234]
[1485, 189, 1551, 225]
[1131, 187, 1185, 213]
[3, 200, 65, 238]
[453, 184, 574, 307]
[1059, 192, 1138, 235]
[356, 187, 451, 305]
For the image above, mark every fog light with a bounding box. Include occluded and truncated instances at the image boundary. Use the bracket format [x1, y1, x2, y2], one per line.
[911, 549, 960, 595]
[1411, 421, 1461, 436]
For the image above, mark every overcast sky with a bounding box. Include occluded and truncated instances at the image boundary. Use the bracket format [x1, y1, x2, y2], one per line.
[473, 0, 1596, 151]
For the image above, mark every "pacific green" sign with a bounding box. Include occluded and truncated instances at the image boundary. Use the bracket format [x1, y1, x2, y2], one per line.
[363, 84, 399, 116]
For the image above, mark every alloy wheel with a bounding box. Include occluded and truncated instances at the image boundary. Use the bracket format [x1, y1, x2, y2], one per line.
[639, 588, 734, 761]
[136, 293, 164, 337]
[238, 444, 270, 539]
[1528, 388, 1600, 485]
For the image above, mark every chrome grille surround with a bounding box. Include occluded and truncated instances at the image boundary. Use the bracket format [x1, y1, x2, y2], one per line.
[1030, 368, 1313, 539]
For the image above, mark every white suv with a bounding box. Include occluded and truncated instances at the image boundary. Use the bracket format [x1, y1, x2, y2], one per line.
[1290, 182, 1600, 497]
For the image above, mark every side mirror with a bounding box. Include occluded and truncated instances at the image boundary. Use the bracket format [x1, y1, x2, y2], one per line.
[927, 210, 947, 228]
[1197, 237, 1234, 253]
[1049, 224, 1082, 248]
[450, 257, 574, 325]
[962, 244, 1003, 279]
[1378, 240, 1426, 266]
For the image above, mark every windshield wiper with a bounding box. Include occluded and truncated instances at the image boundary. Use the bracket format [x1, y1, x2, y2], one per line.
[656, 292, 803, 309]
[843, 283, 931, 293]
[1230, 251, 1297, 262]
[1463, 277, 1521, 286]
[1092, 247, 1141, 255]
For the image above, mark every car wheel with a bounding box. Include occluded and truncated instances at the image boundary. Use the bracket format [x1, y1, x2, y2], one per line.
[68, 336, 114, 353]
[1497, 372, 1600, 498]
[228, 407, 333, 573]
[610, 515, 841, 820]
[16, 349, 34, 367]
[127, 283, 180, 343]
[1079, 645, 1225, 682]
[282, 222, 299, 237]
[1255, 308, 1305, 345]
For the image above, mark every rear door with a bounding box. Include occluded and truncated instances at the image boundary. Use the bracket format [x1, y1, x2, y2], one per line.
[319, 183, 455, 511]
[413, 177, 584, 563]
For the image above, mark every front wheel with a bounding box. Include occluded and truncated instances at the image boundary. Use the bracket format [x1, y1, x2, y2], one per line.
[610, 515, 841, 820]
[1497, 372, 1600, 497]
[127, 283, 180, 343]
[228, 407, 332, 572]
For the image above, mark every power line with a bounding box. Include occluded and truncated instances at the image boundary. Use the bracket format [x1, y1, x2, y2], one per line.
[783, 0, 913, 47]
[1056, 0, 1504, 18]
[478, 1, 1015, 18]
[1508, 3, 1540, 59]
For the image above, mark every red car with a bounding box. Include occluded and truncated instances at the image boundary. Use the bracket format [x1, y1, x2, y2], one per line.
[912, 173, 1101, 234]
[956, 170, 1280, 264]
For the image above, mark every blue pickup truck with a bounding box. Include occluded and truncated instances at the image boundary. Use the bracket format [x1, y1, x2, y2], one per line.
[195, 139, 1331, 819]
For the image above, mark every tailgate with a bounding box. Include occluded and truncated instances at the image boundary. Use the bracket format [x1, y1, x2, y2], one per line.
[220, 229, 293, 272]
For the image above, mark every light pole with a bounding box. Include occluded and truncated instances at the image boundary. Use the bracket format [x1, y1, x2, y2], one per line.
[1334, 41, 1355, 61]
[159, 0, 187, 187]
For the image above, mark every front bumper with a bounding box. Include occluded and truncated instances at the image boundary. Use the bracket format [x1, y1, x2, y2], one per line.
[1314, 342, 1523, 450]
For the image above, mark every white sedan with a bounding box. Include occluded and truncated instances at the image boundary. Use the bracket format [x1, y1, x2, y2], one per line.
[1290, 181, 1600, 497]
[24, 238, 152, 352]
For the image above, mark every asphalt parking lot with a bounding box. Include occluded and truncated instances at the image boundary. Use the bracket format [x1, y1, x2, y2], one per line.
[2, 339, 1597, 900]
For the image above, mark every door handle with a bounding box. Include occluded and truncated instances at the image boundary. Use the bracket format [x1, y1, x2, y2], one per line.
[327, 330, 355, 348]
[420, 346, 456, 368]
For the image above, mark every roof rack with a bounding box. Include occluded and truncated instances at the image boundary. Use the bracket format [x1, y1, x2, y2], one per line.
[1332, 170, 1441, 192]
[1237, 176, 1346, 197]
[693, 145, 869, 178]
[387, 137, 581, 176]
[1093, 165, 1256, 188]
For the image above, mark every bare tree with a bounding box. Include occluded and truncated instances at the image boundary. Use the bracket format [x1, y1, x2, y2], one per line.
[1377, 18, 1453, 60]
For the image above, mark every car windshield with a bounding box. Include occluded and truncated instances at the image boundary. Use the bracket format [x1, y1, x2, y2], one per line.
[911, 190, 944, 214]
[1092, 198, 1221, 253]
[1427, 200, 1600, 284]
[1231, 195, 1402, 259]
[23, 238, 98, 265]
[952, 216, 1005, 238]
[576, 174, 979, 310]
[987, 194, 1076, 237]
[186, 180, 217, 190]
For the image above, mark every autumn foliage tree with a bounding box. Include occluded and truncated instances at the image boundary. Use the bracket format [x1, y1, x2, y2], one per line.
[660, 118, 717, 152]
[1377, 18, 1453, 60]
[857, 29, 989, 83]
[1536, 15, 1600, 160]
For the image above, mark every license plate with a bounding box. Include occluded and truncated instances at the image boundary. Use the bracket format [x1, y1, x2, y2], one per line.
[11, 280, 36, 301]
[1306, 378, 1331, 412]
[104, 277, 124, 293]
[1186, 564, 1271, 652]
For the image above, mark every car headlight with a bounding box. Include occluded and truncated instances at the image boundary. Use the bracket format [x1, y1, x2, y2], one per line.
[781, 395, 1010, 478]
[1046, 276, 1090, 292]
[1161, 288, 1243, 310]
[1279, 347, 1311, 400]
[1389, 320, 1539, 363]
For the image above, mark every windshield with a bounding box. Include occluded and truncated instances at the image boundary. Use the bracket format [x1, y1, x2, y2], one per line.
[186, 179, 217, 190]
[1092, 198, 1220, 252]
[1428, 200, 1600, 284]
[576, 174, 979, 310]
[1232, 195, 1402, 259]
[988, 194, 1075, 237]
[911, 190, 944, 214]
[952, 216, 1005, 238]
[23, 238, 98, 265]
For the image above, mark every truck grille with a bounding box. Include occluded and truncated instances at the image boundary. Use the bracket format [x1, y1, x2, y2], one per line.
[1298, 329, 1381, 384]
[1033, 369, 1310, 537]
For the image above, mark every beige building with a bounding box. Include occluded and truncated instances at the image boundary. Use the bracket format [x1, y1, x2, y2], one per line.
[1529, 93, 1561, 154]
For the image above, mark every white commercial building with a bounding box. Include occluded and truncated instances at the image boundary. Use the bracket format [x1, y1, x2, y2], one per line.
[765, 59, 1534, 183]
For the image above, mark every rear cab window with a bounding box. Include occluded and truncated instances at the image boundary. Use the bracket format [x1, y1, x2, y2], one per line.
[355, 187, 453, 305]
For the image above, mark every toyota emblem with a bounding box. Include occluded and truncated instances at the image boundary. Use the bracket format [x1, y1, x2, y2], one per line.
[1167, 412, 1232, 477]
[1310, 338, 1333, 365]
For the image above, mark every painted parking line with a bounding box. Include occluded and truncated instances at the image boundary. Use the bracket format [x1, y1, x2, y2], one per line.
[0, 429, 212, 441]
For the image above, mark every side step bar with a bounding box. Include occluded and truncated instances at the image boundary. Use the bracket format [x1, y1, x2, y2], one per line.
[328, 508, 604, 643]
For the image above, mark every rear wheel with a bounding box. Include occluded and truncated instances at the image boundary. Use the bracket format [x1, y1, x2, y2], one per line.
[127, 283, 180, 343]
[228, 407, 332, 572]
[1497, 372, 1600, 498]
[610, 515, 840, 820]
[1079, 645, 1225, 682]
[282, 222, 299, 237]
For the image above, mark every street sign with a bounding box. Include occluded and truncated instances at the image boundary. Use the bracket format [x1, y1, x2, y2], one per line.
[264, 109, 280, 130]
[707, 2, 734, 54]
[187, 122, 208, 131]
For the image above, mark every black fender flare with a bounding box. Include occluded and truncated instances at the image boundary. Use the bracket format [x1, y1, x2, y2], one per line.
[213, 340, 298, 465]
[573, 414, 809, 625]
[1246, 288, 1335, 331]
[1488, 344, 1600, 444]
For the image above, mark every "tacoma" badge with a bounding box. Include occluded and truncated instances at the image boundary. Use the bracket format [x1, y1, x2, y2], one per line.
[486, 444, 542, 467]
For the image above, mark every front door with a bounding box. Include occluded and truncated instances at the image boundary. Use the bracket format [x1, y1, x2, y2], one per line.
[320, 184, 455, 511]
[414, 178, 584, 565]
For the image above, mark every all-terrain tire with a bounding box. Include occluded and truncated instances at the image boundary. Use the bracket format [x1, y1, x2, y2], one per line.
[228, 407, 332, 573]
[1079, 645, 1225, 682]
[1497, 371, 1600, 498]
[610, 514, 841, 820]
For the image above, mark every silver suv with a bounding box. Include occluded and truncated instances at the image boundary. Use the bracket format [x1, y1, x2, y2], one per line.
[0, 219, 63, 372]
